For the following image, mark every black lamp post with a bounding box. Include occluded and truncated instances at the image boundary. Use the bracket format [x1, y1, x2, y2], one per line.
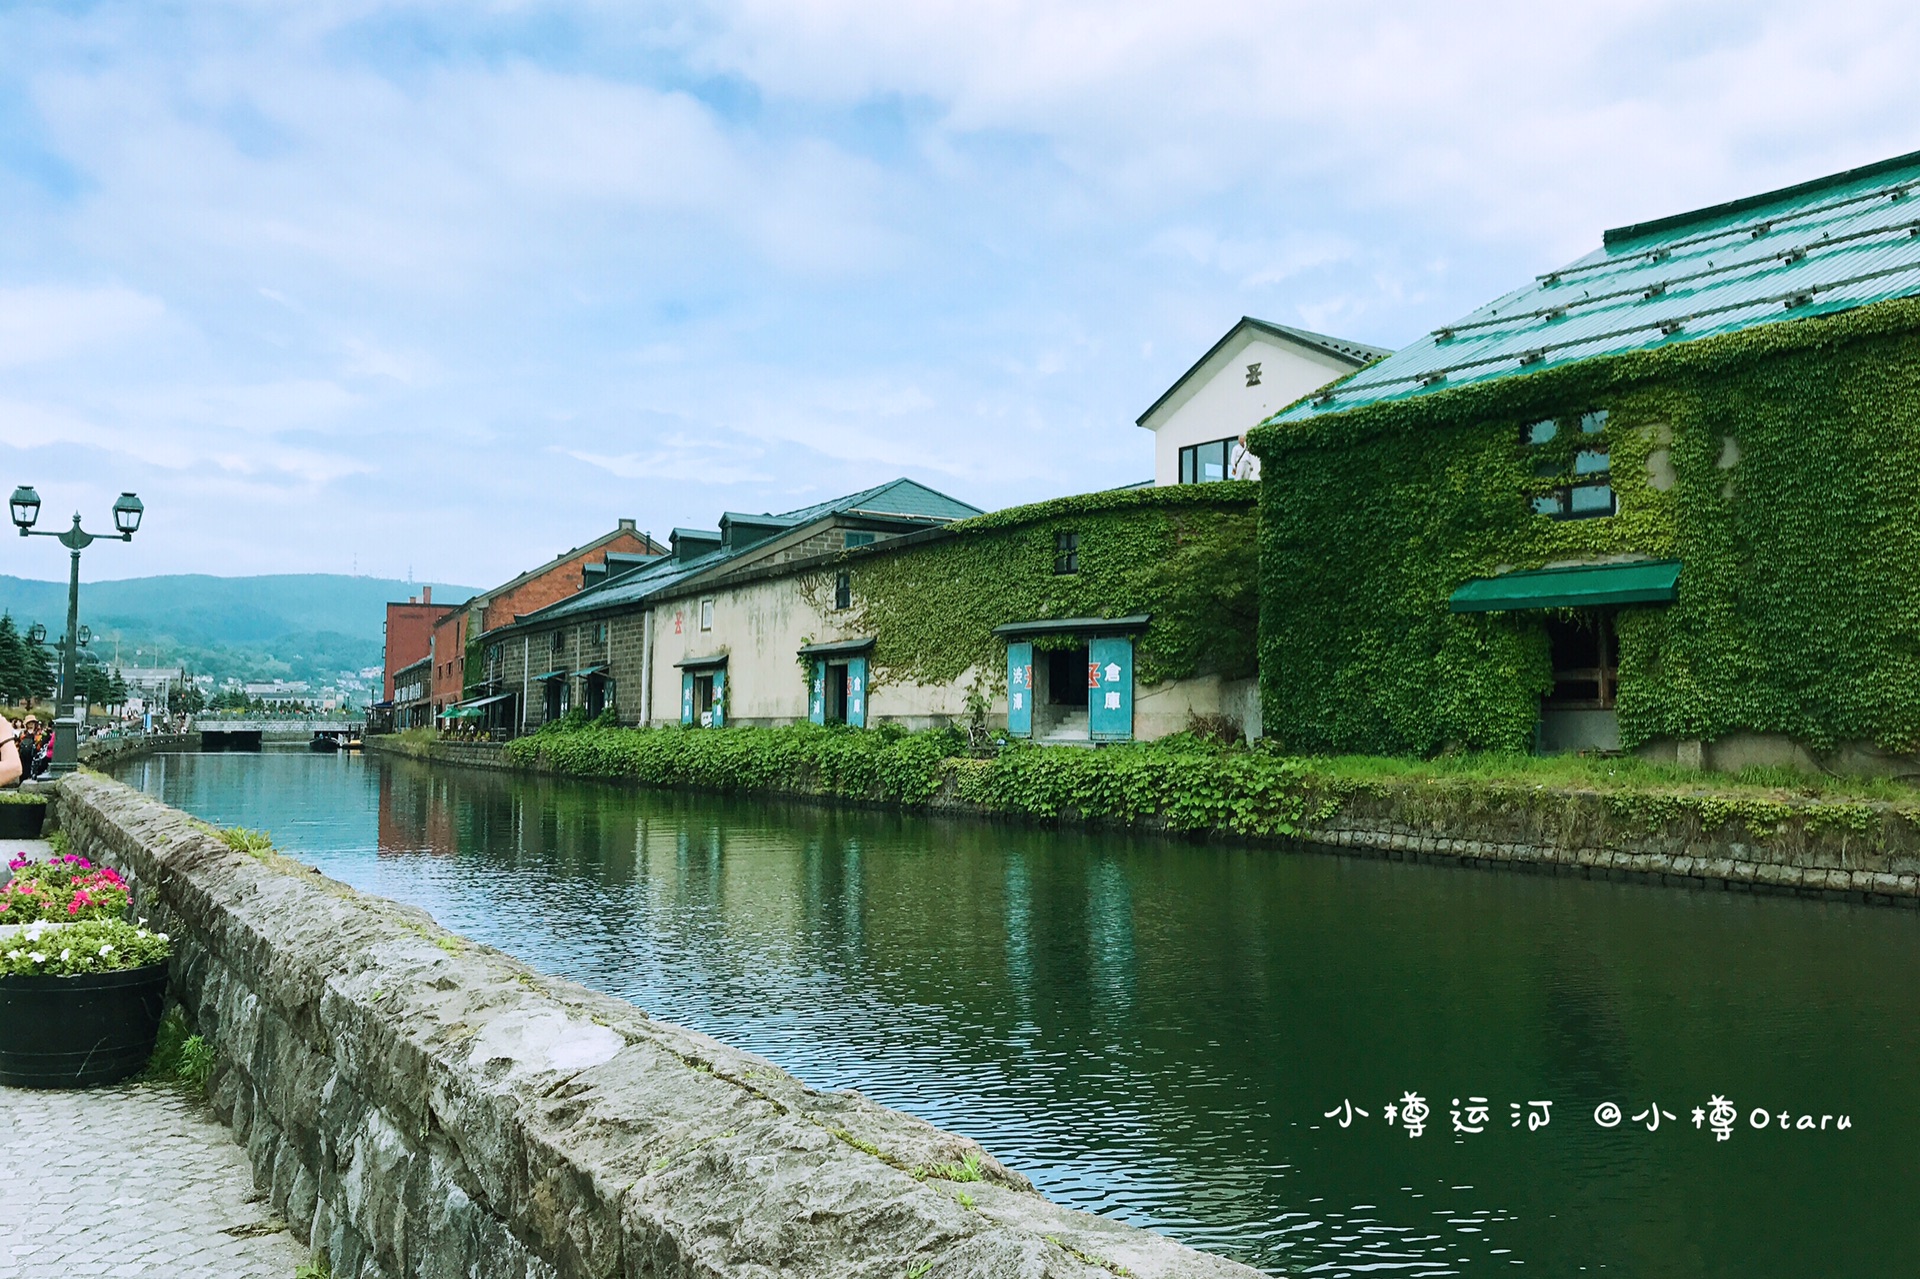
[10, 485, 143, 775]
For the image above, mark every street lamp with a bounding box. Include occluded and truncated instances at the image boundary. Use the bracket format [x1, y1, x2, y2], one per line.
[26, 622, 45, 645]
[11, 485, 143, 775]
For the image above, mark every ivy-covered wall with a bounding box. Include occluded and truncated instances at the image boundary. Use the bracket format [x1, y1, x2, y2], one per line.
[1248, 296, 1920, 756]
[843, 484, 1259, 691]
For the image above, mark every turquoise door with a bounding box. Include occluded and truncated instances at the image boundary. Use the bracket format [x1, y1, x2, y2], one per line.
[809, 660, 826, 724]
[847, 656, 868, 728]
[1088, 636, 1133, 742]
[680, 672, 694, 725]
[1006, 642, 1033, 738]
[711, 667, 726, 727]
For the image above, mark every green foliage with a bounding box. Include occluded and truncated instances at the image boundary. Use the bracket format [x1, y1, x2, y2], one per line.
[0, 611, 55, 705]
[217, 826, 275, 859]
[841, 485, 1259, 691]
[142, 1005, 215, 1089]
[508, 723, 1326, 836]
[1248, 294, 1920, 756]
[0, 918, 171, 976]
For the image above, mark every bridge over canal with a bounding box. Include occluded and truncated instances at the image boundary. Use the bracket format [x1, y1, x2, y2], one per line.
[192, 719, 364, 750]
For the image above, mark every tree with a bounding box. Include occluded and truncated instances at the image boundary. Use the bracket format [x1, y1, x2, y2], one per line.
[21, 636, 55, 705]
[108, 669, 129, 708]
[0, 613, 24, 706]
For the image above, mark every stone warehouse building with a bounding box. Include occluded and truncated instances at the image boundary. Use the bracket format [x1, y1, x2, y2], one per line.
[1251, 150, 1920, 772]
[472, 478, 1260, 743]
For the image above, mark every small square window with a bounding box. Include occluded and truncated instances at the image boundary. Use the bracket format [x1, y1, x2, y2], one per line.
[699, 599, 714, 631]
[1524, 419, 1558, 445]
[844, 531, 875, 548]
[1579, 409, 1609, 434]
[834, 571, 851, 610]
[1054, 530, 1080, 575]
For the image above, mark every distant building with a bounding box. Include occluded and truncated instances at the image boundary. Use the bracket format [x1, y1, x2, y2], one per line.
[1136, 317, 1386, 485]
[392, 656, 432, 730]
[113, 664, 187, 706]
[431, 519, 665, 727]
[383, 586, 444, 705]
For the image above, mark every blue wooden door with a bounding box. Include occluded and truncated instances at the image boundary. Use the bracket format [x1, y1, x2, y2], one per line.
[1087, 636, 1133, 742]
[711, 667, 726, 727]
[847, 656, 868, 728]
[680, 671, 694, 725]
[1006, 642, 1033, 738]
[809, 660, 826, 724]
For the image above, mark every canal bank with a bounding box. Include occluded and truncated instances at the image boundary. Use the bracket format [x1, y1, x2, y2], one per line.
[54, 770, 1259, 1279]
[368, 725, 1920, 907]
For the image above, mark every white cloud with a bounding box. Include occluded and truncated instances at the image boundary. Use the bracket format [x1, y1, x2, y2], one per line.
[0, 286, 167, 369]
[6, 1, 1920, 579]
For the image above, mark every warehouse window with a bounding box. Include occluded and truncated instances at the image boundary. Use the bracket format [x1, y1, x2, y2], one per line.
[699, 598, 714, 631]
[834, 571, 852, 610]
[1054, 530, 1080, 575]
[1527, 410, 1614, 520]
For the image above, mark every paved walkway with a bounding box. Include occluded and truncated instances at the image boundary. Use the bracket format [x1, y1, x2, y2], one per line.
[0, 1081, 308, 1277]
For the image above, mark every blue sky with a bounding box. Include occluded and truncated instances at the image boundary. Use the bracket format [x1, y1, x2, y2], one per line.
[3, 1, 1917, 585]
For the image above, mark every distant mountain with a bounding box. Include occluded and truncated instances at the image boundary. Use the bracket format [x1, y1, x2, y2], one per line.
[0, 574, 476, 685]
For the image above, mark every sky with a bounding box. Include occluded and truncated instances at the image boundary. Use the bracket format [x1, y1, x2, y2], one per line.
[2, 1, 1917, 586]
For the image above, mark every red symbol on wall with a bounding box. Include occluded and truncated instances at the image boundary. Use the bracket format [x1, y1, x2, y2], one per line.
[1088, 663, 1101, 689]
[674, 612, 684, 634]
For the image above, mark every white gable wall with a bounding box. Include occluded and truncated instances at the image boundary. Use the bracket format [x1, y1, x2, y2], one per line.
[1141, 332, 1355, 485]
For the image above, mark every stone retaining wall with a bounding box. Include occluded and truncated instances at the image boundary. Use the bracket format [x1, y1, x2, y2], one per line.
[364, 734, 1920, 908]
[55, 773, 1257, 1279]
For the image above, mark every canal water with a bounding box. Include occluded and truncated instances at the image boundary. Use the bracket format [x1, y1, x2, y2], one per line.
[114, 749, 1916, 1278]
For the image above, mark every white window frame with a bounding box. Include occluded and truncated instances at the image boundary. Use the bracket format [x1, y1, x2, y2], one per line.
[699, 598, 714, 631]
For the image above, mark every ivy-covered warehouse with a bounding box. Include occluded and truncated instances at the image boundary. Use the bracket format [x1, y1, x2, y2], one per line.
[1250, 150, 1920, 772]
[470, 479, 1260, 743]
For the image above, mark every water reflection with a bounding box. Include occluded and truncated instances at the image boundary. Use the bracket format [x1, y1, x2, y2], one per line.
[116, 749, 1920, 1278]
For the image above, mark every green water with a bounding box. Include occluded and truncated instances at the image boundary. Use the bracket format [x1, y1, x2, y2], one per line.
[113, 749, 1919, 1277]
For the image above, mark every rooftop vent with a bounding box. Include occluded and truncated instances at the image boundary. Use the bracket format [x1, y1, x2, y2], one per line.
[1785, 292, 1814, 309]
[1421, 371, 1447, 386]
[1517, 350, 1545, 366]
[1750, 221, 1773, 238]
[1642, 282, 1667, 300]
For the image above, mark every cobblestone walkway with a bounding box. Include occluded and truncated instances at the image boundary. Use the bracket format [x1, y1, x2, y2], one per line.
[0, 1081, 307, 1278]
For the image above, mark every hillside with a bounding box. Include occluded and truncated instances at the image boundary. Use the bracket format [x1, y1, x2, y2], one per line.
[0, 574, 475, 686]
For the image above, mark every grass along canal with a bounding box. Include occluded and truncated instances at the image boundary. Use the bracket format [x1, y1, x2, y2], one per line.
[115, 747, 1920, 1278]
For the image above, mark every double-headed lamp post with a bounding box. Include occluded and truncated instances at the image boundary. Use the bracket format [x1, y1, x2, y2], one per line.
[9, 485, 143, 775]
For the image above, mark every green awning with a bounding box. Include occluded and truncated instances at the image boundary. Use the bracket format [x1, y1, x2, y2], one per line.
[533, 669, 568, 681]
[1449, 559, 1681, 613]
[441, 706, 483, 720]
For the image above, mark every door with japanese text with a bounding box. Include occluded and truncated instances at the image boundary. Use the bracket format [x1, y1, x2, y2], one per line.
[1006, 642, 1033, 738]
[846, 655, 868, 728]
[1087, 636, 1133, 742]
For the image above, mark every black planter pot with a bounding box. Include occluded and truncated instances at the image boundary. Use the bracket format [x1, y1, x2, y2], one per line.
[0, 961, 169, 1088]
[0, 802, 47, 840]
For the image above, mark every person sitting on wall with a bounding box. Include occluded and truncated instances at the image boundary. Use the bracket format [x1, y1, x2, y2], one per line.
[0, 717, 23, 787]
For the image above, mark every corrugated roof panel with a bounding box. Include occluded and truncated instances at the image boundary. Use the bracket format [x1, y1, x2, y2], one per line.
[1275, 152, 1920, 422]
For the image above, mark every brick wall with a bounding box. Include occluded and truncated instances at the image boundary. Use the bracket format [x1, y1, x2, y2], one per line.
[430, 609, 468, 713]
[383, 589, 441, 701]
[479, 529, 661, 633]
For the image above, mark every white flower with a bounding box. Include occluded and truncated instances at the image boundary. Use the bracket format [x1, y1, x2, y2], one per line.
[59, 948, 70, 961]
[156, 932, 169, 942]
[98, 944, 113, 957]
[28, 951, 45, 963]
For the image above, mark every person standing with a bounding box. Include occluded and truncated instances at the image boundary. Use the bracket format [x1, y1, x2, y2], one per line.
[0, 717, 22, 788]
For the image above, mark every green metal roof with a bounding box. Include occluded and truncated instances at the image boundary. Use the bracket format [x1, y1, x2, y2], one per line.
[513, 478, 983, 629]
[1448, 560, 1681, 613]
[1275, 150, 1920, 423]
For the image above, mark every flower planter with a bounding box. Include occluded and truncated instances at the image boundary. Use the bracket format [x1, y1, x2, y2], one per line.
[0, 961, 169, 1088]
[0, 801, 47, 840]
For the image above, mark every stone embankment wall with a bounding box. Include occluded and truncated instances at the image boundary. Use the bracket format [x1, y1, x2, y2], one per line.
[55, 773, 1257, 1279]
[366, 735, 1920, 908]
[1307, 788, 1920, 906]
[76, 732, 193, 771]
